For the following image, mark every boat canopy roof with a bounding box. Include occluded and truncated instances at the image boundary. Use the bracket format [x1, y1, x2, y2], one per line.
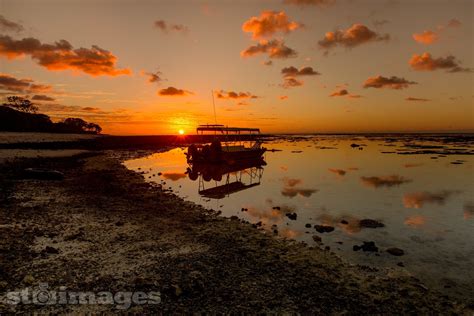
[197, 124, 260, 134]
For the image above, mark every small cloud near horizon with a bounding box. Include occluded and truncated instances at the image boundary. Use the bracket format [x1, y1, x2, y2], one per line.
[241, 39, 297, 59]
[363, 75, 417, 90]
[154, 20, 188, 34]
[158, 86, 193, 96]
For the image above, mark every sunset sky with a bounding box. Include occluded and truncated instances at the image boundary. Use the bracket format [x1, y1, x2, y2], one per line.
[1, 0, 473, 134]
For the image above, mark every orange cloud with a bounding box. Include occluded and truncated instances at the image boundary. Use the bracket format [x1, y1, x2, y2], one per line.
[404, 215, 426, 228]
[361, 175, 411, 188]
[403, 191, 457, 208]
[0, 15, 23, 33]
[329, 88, 362, 98]
[409, 53, 471, 73]
[241, 39, 297, 59]
[242, 11, 302, 40]
[412, 19, 462, 45]
[281, 66, 320, 77]
[412, 30, 438, 44]
[363, 75, 417, 90]
[284, 0, 334, 7]
[0, 35, 131, 76]
[0, 73, 52, 93]
[158, 86, 193, 96]
[215, 90, 259, 100]
[262, 60, 273, 66]
[154, 20, 188, 33]
[279, 95, 288, 100]
[406, 97, 430, 102]
[318, 24, 389, 50]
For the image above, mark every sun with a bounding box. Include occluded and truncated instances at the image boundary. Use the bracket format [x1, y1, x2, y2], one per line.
[178, 129, 185, 135]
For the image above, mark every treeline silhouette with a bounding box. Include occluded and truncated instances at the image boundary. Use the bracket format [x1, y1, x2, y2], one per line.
[0, 96, 102, 134]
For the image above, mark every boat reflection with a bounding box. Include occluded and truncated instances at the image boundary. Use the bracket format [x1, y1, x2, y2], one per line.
[186, 157, 266, 199]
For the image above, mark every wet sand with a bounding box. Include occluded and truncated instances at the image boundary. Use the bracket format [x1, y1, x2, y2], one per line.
[1, 147, 472, 313]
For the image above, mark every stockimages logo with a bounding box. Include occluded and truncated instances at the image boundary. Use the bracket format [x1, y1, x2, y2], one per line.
[1, 283, 161, 310]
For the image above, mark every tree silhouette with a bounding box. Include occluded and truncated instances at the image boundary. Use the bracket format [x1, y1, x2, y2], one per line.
[2, 96, 39, 113]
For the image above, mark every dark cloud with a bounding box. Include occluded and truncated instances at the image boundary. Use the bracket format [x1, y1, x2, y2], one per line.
[283, 0, 335, 7]
[216, 90, 259, 100]
[363, 75, 417, 90]
[145, 70, 164, 84]
[280, 77, 303, 89]
[409, 53, 472, 73]
[0, 15, 24, 33]
[241, 39, 297, 59]
[318, 24, 390, 50]
[242, 11, 302, 40]
[361, 175, 411, 188]
[0, 35, 131, 76]
[447, 18, 462, 28]
[154, 20, 188, 33]
[328, 168, 346, 176]
[373, 19, 390, 27]
[281, 66, 320, 77]
[329, 88, 362, 98]
[158, 86, 192, 96]
[0, 73, 52, 93]
[406, 97, 430, 102]
[32, 94, 55, 101]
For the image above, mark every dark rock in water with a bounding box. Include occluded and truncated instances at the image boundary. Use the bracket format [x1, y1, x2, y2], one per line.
[387, 247, 405, 256]
[241, 208, 248, 212]
[23, 168, 64, 180]
[397, 262, 405, 267]
[314, 225, 335, 233]
[44, 246, 59, 254]
[115, 221, 125, 226]
[255, 221, 262, 227]
[272, 206, 281, 210]
[353, 241, 378, 252]
[230, 216, 239, 221]
[359, 219, 385, 228]
[340, 219, 348, 225]
[286, 212, 297, 220]
[324, 246, 330, 251]
[305, 223, 312, 228]
[158, 172, 162, 176]
[350, 143, 361, 148]
[312, 235, 322, 242]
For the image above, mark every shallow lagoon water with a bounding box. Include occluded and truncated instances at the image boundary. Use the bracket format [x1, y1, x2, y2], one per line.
[125, 135, 474, 299]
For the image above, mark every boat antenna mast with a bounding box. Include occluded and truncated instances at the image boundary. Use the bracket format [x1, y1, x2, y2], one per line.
[211, 90, 217, 125]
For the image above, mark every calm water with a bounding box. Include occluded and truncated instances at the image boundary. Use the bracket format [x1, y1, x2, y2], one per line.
[124, 135, 474, 299]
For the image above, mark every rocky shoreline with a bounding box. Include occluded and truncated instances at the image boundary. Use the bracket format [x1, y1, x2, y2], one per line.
[0, 150, 471, 313]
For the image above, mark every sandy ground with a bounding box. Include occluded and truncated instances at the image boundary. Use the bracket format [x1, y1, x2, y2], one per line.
[0, 132, 98, 144]
[0, 150, 472, 314]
